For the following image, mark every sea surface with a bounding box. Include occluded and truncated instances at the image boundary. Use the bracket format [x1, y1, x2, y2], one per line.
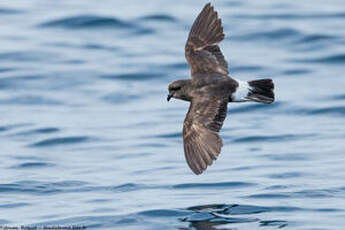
[1, 0, 345, 229]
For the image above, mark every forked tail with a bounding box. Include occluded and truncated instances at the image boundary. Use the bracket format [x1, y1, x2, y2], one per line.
[247, 79, 275, 104]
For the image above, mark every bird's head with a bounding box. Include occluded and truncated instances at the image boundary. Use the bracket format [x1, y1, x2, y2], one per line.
[167, 80, 191, 101]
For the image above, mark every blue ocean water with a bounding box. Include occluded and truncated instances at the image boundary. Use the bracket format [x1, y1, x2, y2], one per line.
[1, 0, 345, 229]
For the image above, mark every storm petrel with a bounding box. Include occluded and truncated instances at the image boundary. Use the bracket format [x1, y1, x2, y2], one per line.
[167, 3, 275, 175]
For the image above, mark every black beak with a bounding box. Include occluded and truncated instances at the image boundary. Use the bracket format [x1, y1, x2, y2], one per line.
[167, 94, 173, 102]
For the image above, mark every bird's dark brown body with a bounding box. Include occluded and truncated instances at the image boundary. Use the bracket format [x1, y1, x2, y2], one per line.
[167, 3, 275, 175]
[169, 73, 237, 102]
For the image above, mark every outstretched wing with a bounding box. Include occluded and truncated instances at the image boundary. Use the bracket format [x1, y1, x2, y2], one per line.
[183, 97, 228, 175]
[185, 3, 228, 76]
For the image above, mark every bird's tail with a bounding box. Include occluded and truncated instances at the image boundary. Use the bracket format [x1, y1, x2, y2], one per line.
[246, 79, 275, 104]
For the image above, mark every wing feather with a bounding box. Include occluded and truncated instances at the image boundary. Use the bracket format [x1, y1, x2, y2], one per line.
[183, 97, 228, 174]
[185, 3, 228, 76]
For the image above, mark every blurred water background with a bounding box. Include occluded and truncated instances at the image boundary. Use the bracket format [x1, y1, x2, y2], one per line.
[1, 0, 345, 229]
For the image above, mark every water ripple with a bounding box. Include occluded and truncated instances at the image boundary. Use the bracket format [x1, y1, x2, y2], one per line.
[246, 188, 345, 199]
[39, 15, 133, 29]
[282, 68, 310, 76]
[232, 134, 314, 143]
[0, 7, 22, 14]
[235, 28, 300, 41]
[111, 183, 145, 192]
[173, 181, 255, 189]
[308, 106, 345, 116]
[260, 153, 309, 161]
[0, 123, 32, 133]
[0, 95, 62, 105]
[102, 93, 139, 104]
[266, 171, 305, 179]
[292, 53, 345, 64]
[138, 14, 178, 23]
[0, 203, 29, 209]
[155, 132, 182, 139]
[13, 127, 59, 136]
[30, 136, 91, 147]
[38, 15, 154, 34]
[11, 162, 55, 169]
[295, 34, 338, 44]
[331, 94, 345, 101]
[182, 204, 291, 229]
[0, 51, 58, 62]
[234, 12, 345, 20]
[0, 180, 88, 194]
[0, 67, 15, 73]
[138, 209, 190, 217]
[100, 72, 163, 81]
[229, 102, 282, 114]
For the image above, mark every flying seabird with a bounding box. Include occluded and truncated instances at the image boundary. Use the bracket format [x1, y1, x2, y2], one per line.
[167, 3, 275, 175]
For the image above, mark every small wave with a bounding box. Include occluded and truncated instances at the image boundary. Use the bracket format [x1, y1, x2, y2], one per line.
[173, 181, 255, 189]
[138, 209, 190, 217]
[331, 94, 345, 101]
[232, 134, 312, 143]
[13, 127, 59, 136]
[11, 162, 55, 169]
[0, 220, 9, 225]
[33, 203, 328, 229]
[216, 204, 301, 215]
[225, 1, 243, 7]
[138, 14, 177, 22]
[155, 132, 182, 139]
[291, 53, 345, 64]
[0, 123, 32, 133]
[0, 95, 62, 105]
[233, 12, 345, 20]
[0, 51, 58, 62]
[0, 8, 22, 14]
[246, 193, 290, 199]
[308, 106, 345, 116]
[266, 171, 305, 179]
[30, 136, 91, 147]
[246, 188, 345, 199]
[0, 67, 14, 73]
[260, 153, 309, 161]
[260, 220, 288, 228]
[286, 106, 342, 116]
[182, 203, 291, 228]
[0, 75, 44, 90]
[0, 126, 11, 132]
[235, 28, 300, 41]
[233, 13, 302, 20]
[0, 180, 88, 194]
[231, 65, 263, 73]
[100, 72, 163, 81]
[282, 68, 310, 76]
[229, 101, 281, 114]
[163, 62, 189, 70]
[38, 15, 154, 34]
[111, 183, 144, 192]
[102, 93, 139, 104]
[39, 15, 133, 29]
[295, 34, 337, 44]
[0, 202, 29, 208]
[82, 43, 119, 51]
[43, 41, 119, 52]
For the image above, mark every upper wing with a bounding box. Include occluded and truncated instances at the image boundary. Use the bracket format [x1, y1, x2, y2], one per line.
[185, 3, 228, 76]
[183, 97, 228, 175]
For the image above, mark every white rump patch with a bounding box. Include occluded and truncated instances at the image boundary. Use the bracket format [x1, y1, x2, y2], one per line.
[232, 79, 252, 102]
